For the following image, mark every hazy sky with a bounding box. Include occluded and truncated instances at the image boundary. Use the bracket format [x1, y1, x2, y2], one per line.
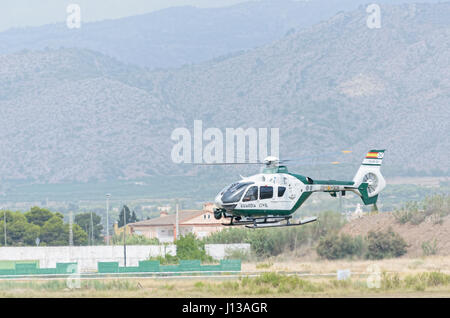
[0, 0, 264, 32]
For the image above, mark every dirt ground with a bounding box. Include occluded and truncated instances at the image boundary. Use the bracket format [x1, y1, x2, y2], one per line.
[339, 213, 450, 257]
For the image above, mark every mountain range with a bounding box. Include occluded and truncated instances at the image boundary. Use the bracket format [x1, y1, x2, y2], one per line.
[0, 1, 449, 185]
[0, 0, 443, 69]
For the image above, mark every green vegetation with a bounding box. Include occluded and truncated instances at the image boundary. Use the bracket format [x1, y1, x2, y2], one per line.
[383, 272, 450, 292]
[112, 234, 159, 245]
[365, 229, 408, 260]
[74, 212, 103, 244]
[205, 211, 345, 258]
[393, 194, 450, 225]
[176, 233, 213, 262]
[0, 279, 139, 292]
[194, 271, 450, 296]
[317, 228, 408, 260]
[117, 205, 138, 227]
[421, 239, 439, 256]
[316, 234, 365, 260]
[1, 270, 448, 297]
[0, 207, 87, 246]
[150, 233, 214, 264]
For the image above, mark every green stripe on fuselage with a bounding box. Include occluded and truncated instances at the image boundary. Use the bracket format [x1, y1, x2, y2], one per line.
[289, 173, 354, 186]
[312, 180, 355, 186]
[233, 191, 312, 217]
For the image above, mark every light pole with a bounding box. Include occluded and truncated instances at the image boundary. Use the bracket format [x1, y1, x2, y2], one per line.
[90, 211, 94, 245]
[69, 210, 73, 246]
[123, 204, 127, 267]
[106, 194, 111, 245]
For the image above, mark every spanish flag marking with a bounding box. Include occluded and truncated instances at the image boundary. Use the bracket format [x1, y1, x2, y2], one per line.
[366, 152, 380, 159]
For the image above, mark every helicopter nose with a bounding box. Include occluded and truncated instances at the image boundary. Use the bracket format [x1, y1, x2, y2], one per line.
[214, 193, 223, 207]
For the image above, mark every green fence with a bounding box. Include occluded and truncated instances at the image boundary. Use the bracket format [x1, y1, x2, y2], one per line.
[0, 260, 40, 270]
[97, 259, 241, 274]
[0, 261, 78, 276]
[0, 259, 242, 276]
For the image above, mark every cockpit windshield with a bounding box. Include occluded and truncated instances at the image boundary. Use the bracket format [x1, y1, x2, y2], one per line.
[221, 182, 254, 204]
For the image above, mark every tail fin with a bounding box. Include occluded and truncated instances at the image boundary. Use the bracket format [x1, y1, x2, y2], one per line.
[353, 150, 386, 205]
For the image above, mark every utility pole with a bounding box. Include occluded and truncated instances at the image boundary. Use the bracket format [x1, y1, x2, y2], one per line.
[175, 202, 179, 241]
[90, 211, 94, 245]
[3, 209, 6, 247]
[86, 225, 90, 246]
[69, 210, 73, 246]
[106, 194, 111, 245]
[123, 204, 127, 267]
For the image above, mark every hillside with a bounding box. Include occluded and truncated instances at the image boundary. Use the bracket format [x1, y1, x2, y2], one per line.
[0, 0, 344, 69]
[140, 2, 450, 175]
[0, 3, 449, 184]
[0, 49, 184, 182]
[0, 0, 441, 69]
[340, 213, 450, 257]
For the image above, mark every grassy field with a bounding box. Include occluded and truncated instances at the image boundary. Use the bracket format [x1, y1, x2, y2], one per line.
[244, 255, 450, 275]
[0, 257, 449, 298]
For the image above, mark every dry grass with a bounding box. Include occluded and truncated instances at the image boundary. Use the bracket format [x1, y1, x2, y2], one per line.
[243, 255, 450, 275]
[0, 256, 449, 298]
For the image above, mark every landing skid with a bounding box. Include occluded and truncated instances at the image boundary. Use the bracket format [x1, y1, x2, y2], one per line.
[222, 218, 283, 227]
[222, 215, 317, 229]
[245, 216, 318, 229]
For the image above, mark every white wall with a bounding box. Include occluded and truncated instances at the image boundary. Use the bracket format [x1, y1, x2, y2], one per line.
[0, 244, 249, 272]
[0, 245, 176, 272]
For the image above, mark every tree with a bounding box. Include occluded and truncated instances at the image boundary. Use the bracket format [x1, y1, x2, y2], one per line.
[117, 205, 138, 227]
[66, 223, 88, 246]
[0, 211, 42, 246]
[74, 212, 103, 243]
[0, 207, 88, 246]
[40, 215, 67, 246]
[25, 207, 55, 227]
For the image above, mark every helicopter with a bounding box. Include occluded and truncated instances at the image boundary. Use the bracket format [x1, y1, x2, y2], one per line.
[211, 149, 386, 228]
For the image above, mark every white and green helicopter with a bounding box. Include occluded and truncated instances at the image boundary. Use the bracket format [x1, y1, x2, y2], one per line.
[212, 150, 386, 228]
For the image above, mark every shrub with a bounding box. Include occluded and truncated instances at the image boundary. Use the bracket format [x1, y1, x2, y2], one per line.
[224, 247, 254, 262]
[394, 195, 450, 225]
[176, 233, 213, 262]
[112, 234, 159, 245]
[366, 228, 408, 259]
[421, 239, 439, 256]
[205, 210, 345, 258]
[316, 234, 365, 260]
[381, 272, 401, 290]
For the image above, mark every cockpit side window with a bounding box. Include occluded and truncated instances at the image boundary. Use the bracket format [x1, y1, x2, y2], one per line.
[260, 186, 273, 200]
[242, 186, 258, 202]
[278, 186, 286, 197]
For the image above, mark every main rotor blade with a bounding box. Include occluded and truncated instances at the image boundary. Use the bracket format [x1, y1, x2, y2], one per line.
[285, 161, 353, 166]
[192, 162, 263, 165]
[281, 150, 352, 163]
